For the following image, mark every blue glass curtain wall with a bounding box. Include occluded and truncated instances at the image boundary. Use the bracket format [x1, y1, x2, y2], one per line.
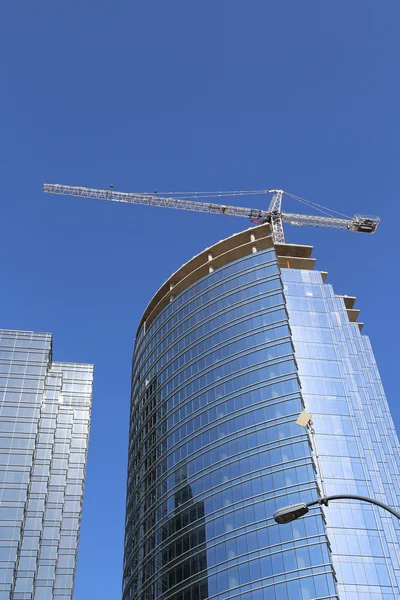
[124, 249, 337, 600]
[0, 330, 93, 600]
[283, 268, 400, 600]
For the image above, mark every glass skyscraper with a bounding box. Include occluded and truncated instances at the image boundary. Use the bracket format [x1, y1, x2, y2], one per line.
[123, 224, 400, 600]
[0, 329, 93, 600]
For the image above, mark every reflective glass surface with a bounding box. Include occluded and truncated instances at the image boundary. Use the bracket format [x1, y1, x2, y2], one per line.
[124, 249, 337, 600]
[0, 329, 93, 600]
[283, 268, 400, 600]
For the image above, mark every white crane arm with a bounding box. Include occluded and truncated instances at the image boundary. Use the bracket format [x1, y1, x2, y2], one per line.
[43, 183, 380, 237]
[43, 184, 271, 220]
[281, 212, 379, 233]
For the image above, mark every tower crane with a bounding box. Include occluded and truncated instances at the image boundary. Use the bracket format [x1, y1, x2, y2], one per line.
[43, 184, 380, 244]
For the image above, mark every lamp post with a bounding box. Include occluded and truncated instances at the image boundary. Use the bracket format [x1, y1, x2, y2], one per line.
[274, 494, 400, 525]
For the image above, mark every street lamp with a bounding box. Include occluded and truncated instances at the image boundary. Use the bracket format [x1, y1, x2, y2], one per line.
[274, 494, 400, 525]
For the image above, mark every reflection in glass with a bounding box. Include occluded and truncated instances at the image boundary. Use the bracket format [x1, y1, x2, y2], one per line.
[123, 249, 337, 600]
[125, 243, 400, 600]
[163, 467, 208, 600]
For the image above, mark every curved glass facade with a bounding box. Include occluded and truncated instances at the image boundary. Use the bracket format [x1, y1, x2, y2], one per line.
[124, 235, 400, 600]
[124, 248, 337, 600]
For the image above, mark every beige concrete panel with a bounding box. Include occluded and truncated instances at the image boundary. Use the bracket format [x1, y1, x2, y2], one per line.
[346, 308, 361, 322]
[275, 243, 314, 258]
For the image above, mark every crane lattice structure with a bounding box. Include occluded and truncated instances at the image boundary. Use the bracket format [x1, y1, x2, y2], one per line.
[43, 184, 380, 244]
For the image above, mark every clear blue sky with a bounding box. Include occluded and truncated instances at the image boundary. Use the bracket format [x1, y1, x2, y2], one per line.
[2, 1, 400, 598]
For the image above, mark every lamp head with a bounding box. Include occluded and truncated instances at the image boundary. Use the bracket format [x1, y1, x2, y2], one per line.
[274, 503, 309, 524]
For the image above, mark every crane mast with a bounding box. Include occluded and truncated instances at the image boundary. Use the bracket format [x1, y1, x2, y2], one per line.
[267, 191, 285, 244]
[43, 184, 380, 244]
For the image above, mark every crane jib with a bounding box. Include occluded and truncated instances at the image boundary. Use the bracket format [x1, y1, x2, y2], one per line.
[42, 184, 380, 240]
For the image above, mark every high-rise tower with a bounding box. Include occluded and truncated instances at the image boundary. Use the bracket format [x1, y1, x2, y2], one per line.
[0, 329, 93, 600]
[124, 224, 400, 600]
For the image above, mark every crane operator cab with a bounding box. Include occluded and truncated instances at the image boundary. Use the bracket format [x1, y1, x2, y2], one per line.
[352, 216, 380, 234]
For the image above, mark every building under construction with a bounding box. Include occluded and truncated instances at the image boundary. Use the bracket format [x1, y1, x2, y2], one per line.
[44, 184, 400, 599]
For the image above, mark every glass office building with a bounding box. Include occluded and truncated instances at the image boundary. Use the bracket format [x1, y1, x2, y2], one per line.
[0, 329, 93, 600]
[124, 225, 400, 600]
